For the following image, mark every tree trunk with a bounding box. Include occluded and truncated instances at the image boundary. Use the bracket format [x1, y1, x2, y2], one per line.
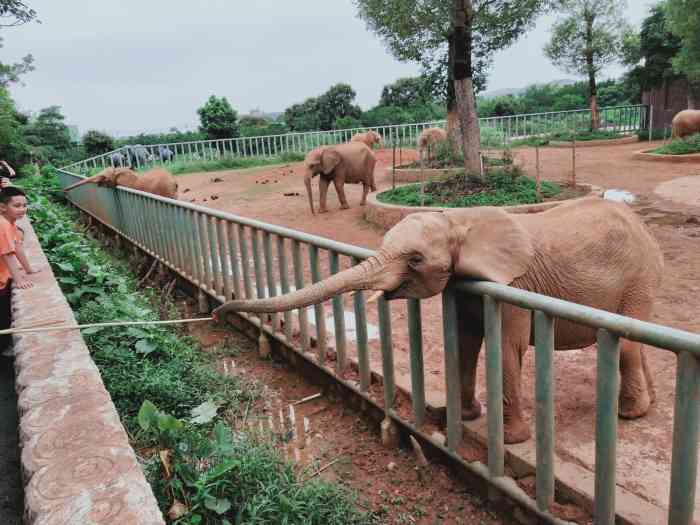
[585, 12, 599, 131]
[446, 33, 462, 153]
[452, 0, 482, 177]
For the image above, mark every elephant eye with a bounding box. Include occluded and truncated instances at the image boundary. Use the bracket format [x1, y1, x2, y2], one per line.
[408, 255, 424, 268]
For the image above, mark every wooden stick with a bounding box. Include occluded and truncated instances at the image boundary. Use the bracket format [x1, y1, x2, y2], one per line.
[292, 393, 322, 406]
[301, 457, 341, 482]
[0, 317, 213, 336]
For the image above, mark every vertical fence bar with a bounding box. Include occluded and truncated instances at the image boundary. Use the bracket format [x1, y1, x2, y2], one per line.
[262, 231, 279, 331]
[198, 213, 213, 291]
[237, 225, 254, 300]
[329, 251, 347, 375]
[293, 241, 310, 352]
[226, 221, 242, 299]
[442, 285, 462, 449]
[408, 298, 426, 427]
[250, 229, 266, 301]
[378, 297, 395, 412]
[351, 259, 370, 391]
[594, 329, 621, 525]
[534, 310, 555, 512]
[188, 209, 203, 285]
[484, 295, 505, 478]
[309, 245, 327, 363]
[218, 220, 233, 300]
[276, 236, 293, 341]
[668, 351, 700, 525]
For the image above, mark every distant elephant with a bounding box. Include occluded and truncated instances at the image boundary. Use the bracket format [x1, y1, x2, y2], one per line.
[303, 142, 377, 215]
[124, 144, 153, 166]
[350, 131, 383, 149]
[110, 152, 126, 167]
[213, 197, 663, 444]
[671, 109, 700, 139]
[158, 146, 175, 162]
[417, 127, 447, 160]
[63, 166, 178, 199]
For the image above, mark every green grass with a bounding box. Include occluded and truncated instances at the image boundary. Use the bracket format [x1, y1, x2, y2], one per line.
[378, 169, 560, 208]
[509, 129, 627, 148]
[21, 174, 377, 525]
[651, 133, 700, 155]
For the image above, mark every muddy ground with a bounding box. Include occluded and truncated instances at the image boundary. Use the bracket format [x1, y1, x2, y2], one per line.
[178, 140, 700, 518]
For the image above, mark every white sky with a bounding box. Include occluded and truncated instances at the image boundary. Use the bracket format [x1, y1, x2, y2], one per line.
[4, 1, 655, 137]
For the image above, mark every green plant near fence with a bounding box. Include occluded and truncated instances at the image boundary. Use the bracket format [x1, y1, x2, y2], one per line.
[652, 133, 700, 155]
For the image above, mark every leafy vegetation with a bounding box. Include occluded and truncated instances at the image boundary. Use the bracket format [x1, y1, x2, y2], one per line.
[378, 168, 561, 208]
[22, 174, 375, 524]
[125, 152, 305, 176]
[651, 133, 700, 155]
[82, 130, 115, 157]
[197, 95, 240, 140]
[667, 0, 700, 99]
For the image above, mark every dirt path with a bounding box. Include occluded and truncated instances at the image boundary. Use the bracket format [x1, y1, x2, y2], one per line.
[179, 140, 700, 517]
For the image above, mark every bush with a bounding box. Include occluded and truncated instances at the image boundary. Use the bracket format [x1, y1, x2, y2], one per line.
[651, 133, 700, 155]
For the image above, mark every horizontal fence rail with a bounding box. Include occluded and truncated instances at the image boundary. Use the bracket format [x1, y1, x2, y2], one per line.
[62, 105, 648, 174]
[56, 159, 698, 525]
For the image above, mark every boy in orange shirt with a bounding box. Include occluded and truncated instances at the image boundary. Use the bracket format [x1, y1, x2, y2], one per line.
[0, 186, 38, 356]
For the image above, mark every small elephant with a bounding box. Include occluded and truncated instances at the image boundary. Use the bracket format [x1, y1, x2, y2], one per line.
[124, 144, 153, 166]
[303, 142, 377, 214]
[110, 152, 126, 167]
[350, 131, 383, 149]
[671, 109, 700, 139]
[158, 146, 175, 162]
[417, 127, 447, 160]
[63, 166, 178, 199]
[214, 197, 663, 444]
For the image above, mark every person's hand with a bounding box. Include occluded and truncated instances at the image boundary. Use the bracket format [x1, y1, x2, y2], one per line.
[15, 277, 33, 289]
[25, 267, 41, 275]
[0, 178, 11, 188]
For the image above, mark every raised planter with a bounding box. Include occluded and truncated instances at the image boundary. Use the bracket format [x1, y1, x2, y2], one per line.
[632, 148, 700, 163]
[384, 165, 463, 183]
[364, 183, 604, 231]
[549, 134, 639, 148]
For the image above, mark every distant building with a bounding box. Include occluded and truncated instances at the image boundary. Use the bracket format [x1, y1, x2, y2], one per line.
[642, 77, 690, 131]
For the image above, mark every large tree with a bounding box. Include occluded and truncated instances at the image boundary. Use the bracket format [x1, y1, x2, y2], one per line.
[354, 0, 548, 174]
[379, 76, 434, 108]
[283, 83, 362, 132]
[666, 0, 700, 106]
[0, 1, 38, 86]
[544, 0, 632, 130]
[23, 105, 73, 163]
[197, 95, 239, 140]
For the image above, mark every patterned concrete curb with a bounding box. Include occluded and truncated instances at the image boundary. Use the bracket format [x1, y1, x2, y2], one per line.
[632, 148, 700, 163]
[548, 134, 639, 148]
[11, 217, 164, 525]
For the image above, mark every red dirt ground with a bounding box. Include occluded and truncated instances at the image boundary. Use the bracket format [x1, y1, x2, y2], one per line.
[179, 141, 700, 518]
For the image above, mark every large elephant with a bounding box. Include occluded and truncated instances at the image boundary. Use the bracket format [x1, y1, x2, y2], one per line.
[213, 197, 663, 444]
[417, 127, 447, 160]
[63, 166, 178, 199]
[350, 131, 383, 149]
[124, 144, 153, 166]
[302, 142, 377, 215]
[671, 109, 700, 139]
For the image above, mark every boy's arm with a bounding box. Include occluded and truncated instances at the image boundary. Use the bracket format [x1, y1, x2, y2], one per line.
[15, 243, 37, 274]
[1, 254, 33, 289]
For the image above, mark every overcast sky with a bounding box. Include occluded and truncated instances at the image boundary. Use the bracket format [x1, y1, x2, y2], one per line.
[5, 1, 655, 137]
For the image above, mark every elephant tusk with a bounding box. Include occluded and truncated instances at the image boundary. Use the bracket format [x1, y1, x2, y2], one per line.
[366, 290, 384, 304]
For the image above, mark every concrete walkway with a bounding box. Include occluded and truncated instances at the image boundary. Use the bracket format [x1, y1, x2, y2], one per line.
[0, 356, 22, 525]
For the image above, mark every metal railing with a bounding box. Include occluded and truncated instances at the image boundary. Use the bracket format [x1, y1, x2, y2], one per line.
[55, 155, 697, 524]
[62, 105, 648, 174]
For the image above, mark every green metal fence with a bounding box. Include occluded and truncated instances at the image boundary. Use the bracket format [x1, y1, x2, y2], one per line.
[57, 167, 698, 525]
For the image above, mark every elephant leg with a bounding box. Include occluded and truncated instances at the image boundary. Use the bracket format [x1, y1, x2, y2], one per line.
[457, 299, 484, 420]
[360, 183, 369, 206]
[502, 305, 532, 444]
[333, 179, 350, 209]
[618, 298, 654, 419]
[318, 177, 330, 214]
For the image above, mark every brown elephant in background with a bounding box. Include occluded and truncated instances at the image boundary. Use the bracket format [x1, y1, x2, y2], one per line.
[671, 109, 700, 139]
[350, 130, 383, 149]
[214, 197, 663, 444]
[302, 142, 377, 214]
[63, 167, 178, 199]
[417, 127, 447, 160]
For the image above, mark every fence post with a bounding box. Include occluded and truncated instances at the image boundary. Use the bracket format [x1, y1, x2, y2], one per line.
[648, 105, 654, 142]
[535, 146, 541, 200]
[571, 135, 577, 187]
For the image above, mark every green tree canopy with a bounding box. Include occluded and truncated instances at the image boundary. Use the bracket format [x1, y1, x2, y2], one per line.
[0, 1, 38, 86]
[666, 0, 700, 102]
[0, 86, 27, 164]
[379, 76, 434, 107]
[544, 0, 632, 128]
[82, 130, 114, 157]
[196, 95, 239, 140]
[283, 83, 362, 132]
[23, 105, 73, 163]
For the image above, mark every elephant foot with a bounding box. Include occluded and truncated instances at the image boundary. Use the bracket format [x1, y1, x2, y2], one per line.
[619, 388, 651, 419]
[461, 398, 482, 420]
[318, 209, 328, 214]
[504, 418, 531, 444]
[340, 203, 350, 210]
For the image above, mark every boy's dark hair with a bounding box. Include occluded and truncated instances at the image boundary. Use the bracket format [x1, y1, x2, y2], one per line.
[0, 186, 26, 204]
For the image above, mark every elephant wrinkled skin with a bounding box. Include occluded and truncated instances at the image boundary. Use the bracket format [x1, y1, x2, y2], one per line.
[214, 197, 664, 444]
[302, 142, 377, 215]
[671, 109, 700, 139]
[63, 166, 178, 199]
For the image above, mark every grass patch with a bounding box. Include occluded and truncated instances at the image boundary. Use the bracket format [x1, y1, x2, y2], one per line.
[510, 129, 627, 148]
[22, 174, 376, 525]
[651, 133, 700, 155]
[378, 168, 561, 208]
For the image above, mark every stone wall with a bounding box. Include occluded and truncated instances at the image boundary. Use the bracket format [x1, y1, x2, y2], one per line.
[11, 217, 164, 524]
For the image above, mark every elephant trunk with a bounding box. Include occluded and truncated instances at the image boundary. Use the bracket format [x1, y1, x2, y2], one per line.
[63, 177, 95, 192]
[214, 254, 387, 316]
[304, 169, 315, 215]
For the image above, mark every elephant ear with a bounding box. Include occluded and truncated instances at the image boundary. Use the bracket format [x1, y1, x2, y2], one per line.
[447, 208, 534, 284]
[321, 149, 342, 175]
